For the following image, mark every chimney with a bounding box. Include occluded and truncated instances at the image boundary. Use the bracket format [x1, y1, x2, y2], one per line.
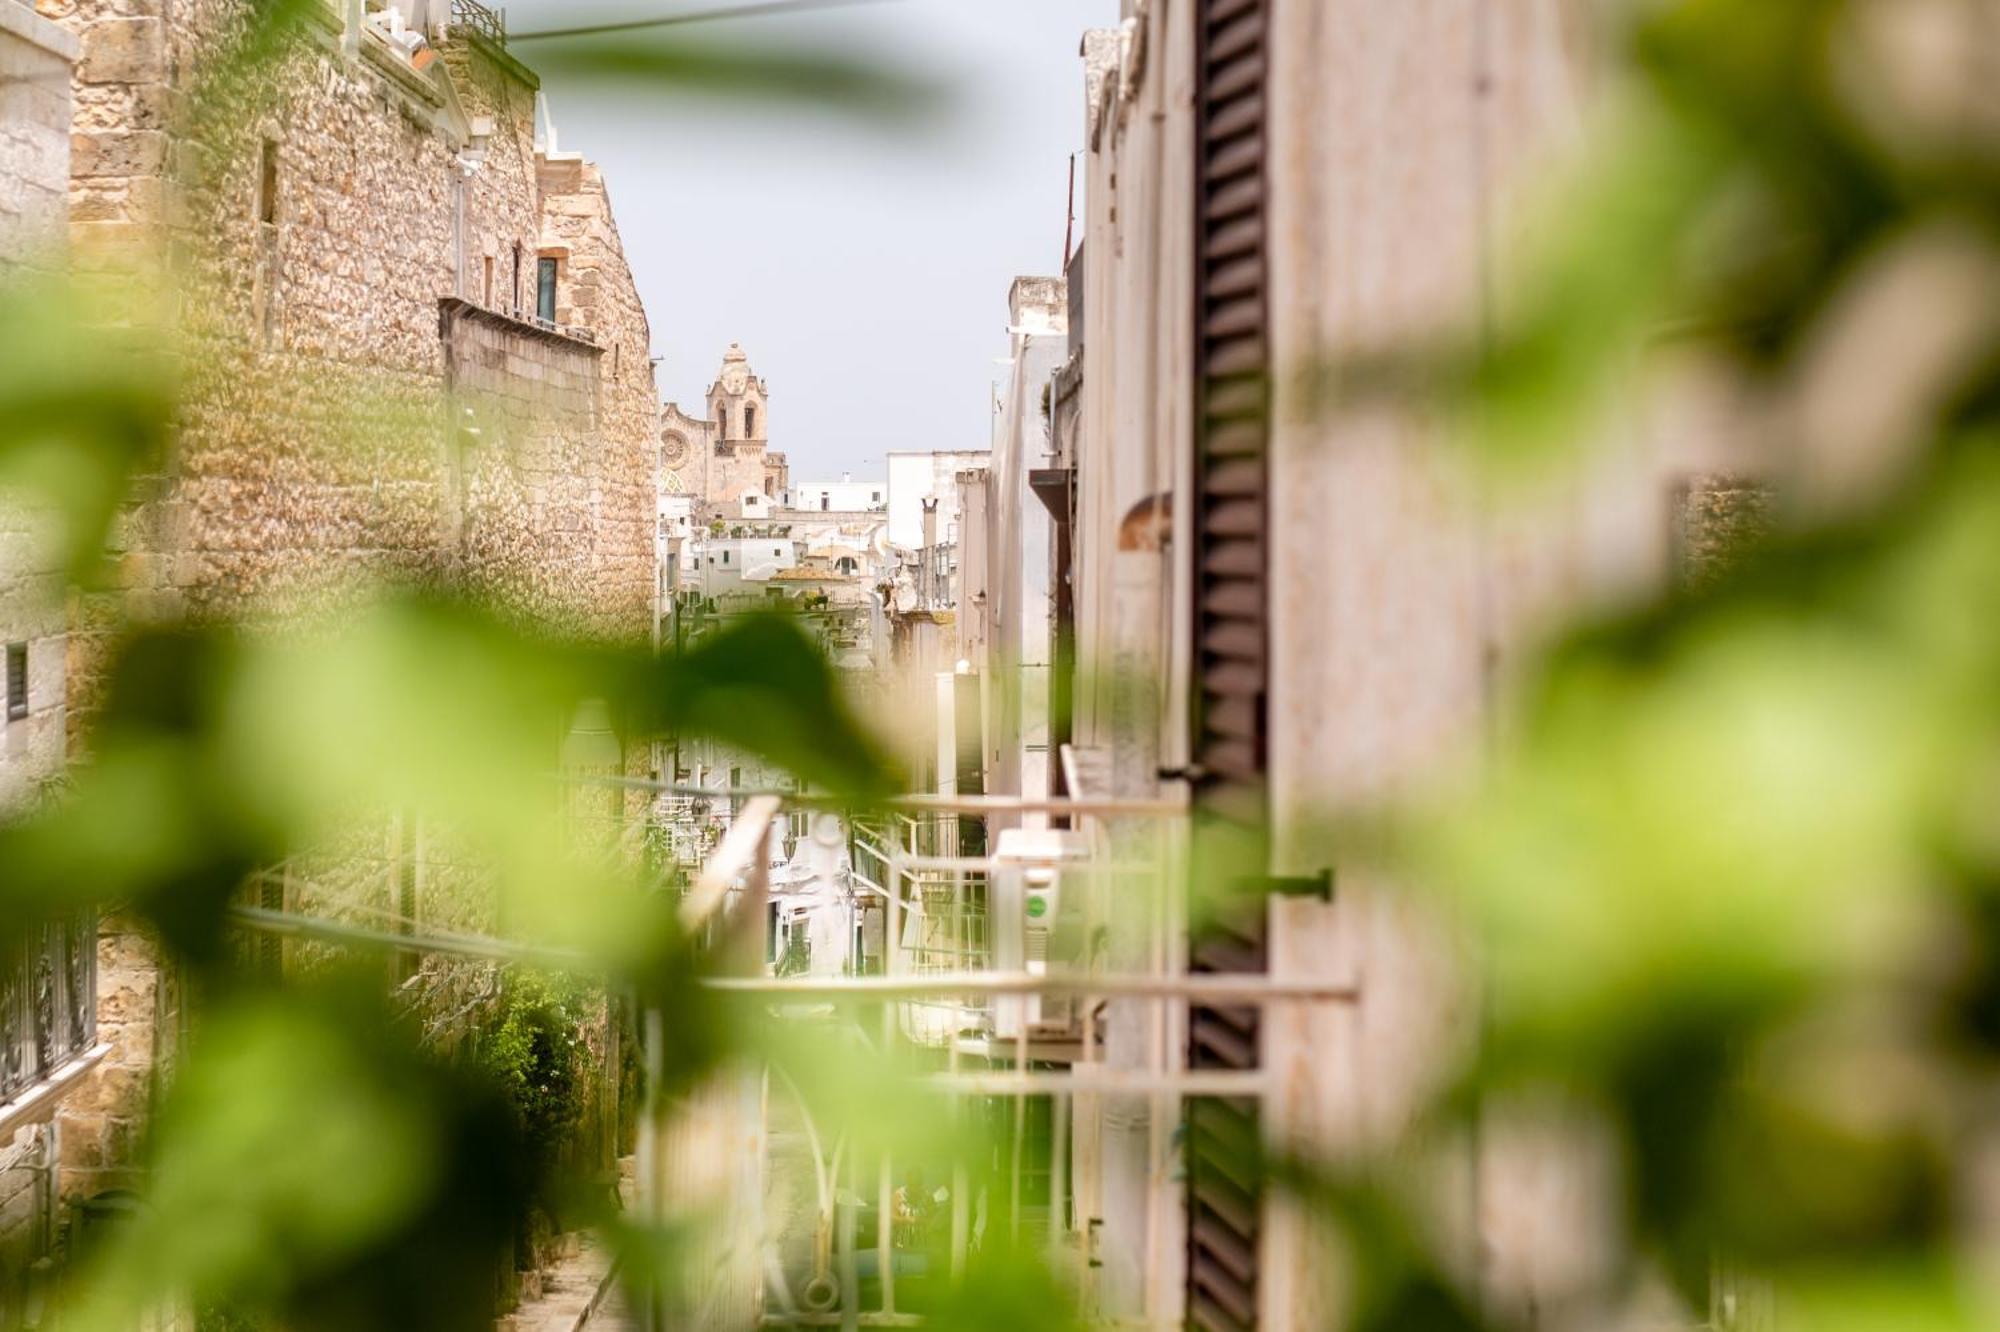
[922, 497, 939, 550]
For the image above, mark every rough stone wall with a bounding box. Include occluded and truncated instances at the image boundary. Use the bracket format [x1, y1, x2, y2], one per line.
[44, 0, 661, 1212]
[0, 1122, 55, 1319]
[442, 32, 540, 313]
[0, 4, 78, 1291]
[58, 919, 170, 1203]
[537, 153, 661, 633]
[59, 0, 656, 638]
[0, 0, 76, 805]
[0, 1, 75, 267]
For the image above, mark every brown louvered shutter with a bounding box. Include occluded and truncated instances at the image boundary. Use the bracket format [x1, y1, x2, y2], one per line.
[1193, 0, 1270, 789]
[1187, 1, 1270, 1329]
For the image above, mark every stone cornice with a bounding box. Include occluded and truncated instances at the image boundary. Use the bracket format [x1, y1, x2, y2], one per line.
[0, 0, 78, 60]
[438, 297, 601, 354]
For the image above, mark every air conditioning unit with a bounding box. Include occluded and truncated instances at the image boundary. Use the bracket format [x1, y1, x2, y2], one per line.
[991, 827, 1090, 1041]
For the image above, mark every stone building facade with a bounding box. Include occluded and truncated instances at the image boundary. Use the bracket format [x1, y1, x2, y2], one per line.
[661, 342, 789, 517]
[0, 2, 85, 1311]
[37, 0, 662, 1228]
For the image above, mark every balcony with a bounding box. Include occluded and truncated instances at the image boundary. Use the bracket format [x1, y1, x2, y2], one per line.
[0, 909, 105, 1135]
[448, 0, 506, 48]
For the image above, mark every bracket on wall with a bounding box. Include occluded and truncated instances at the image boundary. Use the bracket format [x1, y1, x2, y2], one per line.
[1233, 869, 1334, 902]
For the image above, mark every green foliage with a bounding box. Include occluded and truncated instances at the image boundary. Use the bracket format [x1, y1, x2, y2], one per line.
[72, 983, 529, 1332]
[3, 0, 1994, 1328]
[1316, 0, 2000, 1324]
[471, 969, 594, 1189]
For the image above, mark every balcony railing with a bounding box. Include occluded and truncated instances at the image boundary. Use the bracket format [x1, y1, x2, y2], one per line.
[0, 909, 98, 1107]
[449, 0, 506, 47]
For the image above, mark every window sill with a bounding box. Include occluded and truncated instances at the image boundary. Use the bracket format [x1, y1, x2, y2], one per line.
[0, 1042, 112, 1140]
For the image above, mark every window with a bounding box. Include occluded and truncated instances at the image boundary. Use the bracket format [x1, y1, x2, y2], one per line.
[536, 257, 557, 323]
[820, 495, 829, 512]
[511, 241, 523, 314]
[744, 404, 757, 437]
[256, 140, 280, 343]
[257, 140, 279, 225]
[482, 255, 494, 307]
[722, 550, 730, 565]
[872, 491, 881, 503]
[6, 642, 26, 722]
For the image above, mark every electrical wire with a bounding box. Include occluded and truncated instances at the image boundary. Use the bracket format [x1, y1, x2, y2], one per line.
[508, 0, 903, 43]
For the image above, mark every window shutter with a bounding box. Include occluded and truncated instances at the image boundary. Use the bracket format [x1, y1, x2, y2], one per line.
[1188, 1, 1271, 1328]
[5, 643, 26, 722]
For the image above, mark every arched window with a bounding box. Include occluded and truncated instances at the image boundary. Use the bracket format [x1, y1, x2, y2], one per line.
[744, 403, 757, 437]
[715, 402, 728, 438]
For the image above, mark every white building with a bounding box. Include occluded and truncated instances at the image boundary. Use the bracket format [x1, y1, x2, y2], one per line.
[685, 535, 797, 597]
[974, 277, 1066, 833]
[785, 475, 884, 514]
[886, 449, 988, 552]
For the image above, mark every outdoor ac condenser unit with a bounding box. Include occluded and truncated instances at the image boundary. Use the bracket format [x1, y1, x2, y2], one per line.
[991, 827, 1090, 1042]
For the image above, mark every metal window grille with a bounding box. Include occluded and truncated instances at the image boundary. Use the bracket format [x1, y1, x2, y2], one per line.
[0, 910, 99, 1105]
[6, 642, 26, 721]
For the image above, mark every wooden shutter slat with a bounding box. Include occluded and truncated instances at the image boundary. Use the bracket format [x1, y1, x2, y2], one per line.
[1203, 542, 1263, 578]
[1204, 458, 1264, 495]
[1203, 421, 1266, 459]
[1208, 12, 1264, 64]
[1207, 134, 1267, 182]
[1191, 0, 1270, 1322]
[1207, 256, 1264, 301]
[1206, 380, 1264, 418]
[1206, 51, 1267, 103]
[1205, 293, 1266, 337]
[1204, 174, 1265, 223]
[1206, 215, 1264, 262]
[1205, 498, 1264, 538]
[1205, 338, 1266, 378]
[1205, 90, 1266, 143]
[1204, 0, 1262, 27]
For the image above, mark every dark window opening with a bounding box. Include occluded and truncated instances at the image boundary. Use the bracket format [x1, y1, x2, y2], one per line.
[6, 642, 26, 721]
[820, 495, 829, 512]
[256, 140, 280, 344]
[511, 241, 522, 314]
[536, 257, 558, 323]
[257, 140, 279, 224]
[744, 403, 757, 437]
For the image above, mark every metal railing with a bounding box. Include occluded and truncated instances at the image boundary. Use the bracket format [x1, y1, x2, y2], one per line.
[0, 909, 98, 1106]
[220, 783, 1361, 1330]
[449, 0, 506, 47]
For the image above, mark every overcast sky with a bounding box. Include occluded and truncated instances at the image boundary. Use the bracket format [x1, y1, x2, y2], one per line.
[502, 0, 1115, 481]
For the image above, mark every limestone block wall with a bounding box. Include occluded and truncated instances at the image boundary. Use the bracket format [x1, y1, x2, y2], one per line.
[536, 153, 662, 634]
[443, 34, 541, 313]
[0, 0, 77, 267]
[0, 3, 79, 1292]
[40, 0, 664, 1216]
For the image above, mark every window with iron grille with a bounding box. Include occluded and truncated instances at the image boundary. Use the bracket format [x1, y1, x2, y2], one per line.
[6, 642, 26, 721]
